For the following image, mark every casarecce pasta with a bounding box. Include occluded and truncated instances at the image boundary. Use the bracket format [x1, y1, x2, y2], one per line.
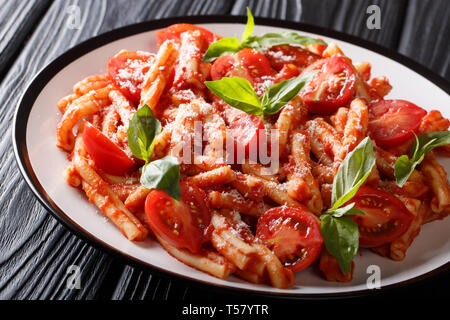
[56, 20, 450, 289]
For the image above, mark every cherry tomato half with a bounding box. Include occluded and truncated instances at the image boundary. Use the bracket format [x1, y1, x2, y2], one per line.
[300, 56, 356, 115]
[350, 186, 414, 247]
[145, 181, 211, 253]
[256, 206, 323, 272]
[264, 44, 321, 72]
[211, 48, 276, 85]
[273, 63, 300, 82]
[156, 23, 220, 48]
[210, 54, 240, 80]
[238, 48, 276, 81]
[368, 99, 427, 148]
[108, 50, 155, 104]
[82, 122, 135, 175]
[228, 114, 266, 164]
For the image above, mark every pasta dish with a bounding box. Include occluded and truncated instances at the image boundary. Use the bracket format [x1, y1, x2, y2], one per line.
[56, 10, 450, 288]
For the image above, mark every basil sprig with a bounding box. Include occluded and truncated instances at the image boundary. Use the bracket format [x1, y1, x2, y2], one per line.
[127, 105, 181, 200]
[140, 156, 180, 200]
[320, 213, 359, 274]
[394, 131, 450, 187]
[205, 77, 263, 116]
[203, 7, 254, 63]
[245, 32, 327, 50]
[202, 8, 326, 62]
[261, 72, 317, 114]
[205, 70, 317, 118]
[127, 105, 161, 164]
[331, 137, 376, 209]
[320, 137, 375, 274]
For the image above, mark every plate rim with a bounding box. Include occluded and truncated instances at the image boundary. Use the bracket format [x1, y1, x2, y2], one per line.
[12, 14, 450, 298]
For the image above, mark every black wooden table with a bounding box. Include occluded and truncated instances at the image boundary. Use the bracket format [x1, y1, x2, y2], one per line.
[1, 0, 449, 301]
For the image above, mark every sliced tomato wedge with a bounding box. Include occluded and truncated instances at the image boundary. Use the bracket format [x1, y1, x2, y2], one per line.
[210, 54, 240, 80]
[256, 207, 323, 272]
[108, 50, 155, 104]
[145, 181, 211, 253]
[264, 44, 321, 71]
[350, 186, 414, 247]
[368, 99, 427, 148]
[228, 114, 266, 163]
[273, 63, 300, 83]
[300, 56, 356, 114]
[82, 122, 135, 175]
[211, 49, 276, 85]
[156, 23, 220, 48]
[238, 48, 276, 81]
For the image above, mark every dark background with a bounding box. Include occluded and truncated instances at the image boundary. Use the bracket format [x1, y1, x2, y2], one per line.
[0, 0, 449, 301]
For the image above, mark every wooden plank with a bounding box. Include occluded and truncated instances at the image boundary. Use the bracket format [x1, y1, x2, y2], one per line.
[301, 0, 408, 50]
[0, 0, 234, 300]
[398, 0, 450, 80]
[231, 0, 408, 50]
[0, 0, 52, 79]
[231, 0, 303, 20]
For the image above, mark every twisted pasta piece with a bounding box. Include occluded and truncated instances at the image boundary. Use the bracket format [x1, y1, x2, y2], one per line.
[139, 40, 179, 111]
[173, 30, 210, 90]
[421, 153, 450, 214]
[73, 74, 111, 96]
[305, 118, 343, 166]
[157, 235, 235, 279]
[286, 130, 323, 215]
[341, 98, 369, 156]
[211, 210, 294, 288]
[57, 86, 112, 151]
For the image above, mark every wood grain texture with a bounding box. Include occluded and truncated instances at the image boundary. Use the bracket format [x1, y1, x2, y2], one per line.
[232, 0, 408, 50]
[0, 0, 448, 300]
[398, 0, 450, 80]
[0, 0, 52, 79]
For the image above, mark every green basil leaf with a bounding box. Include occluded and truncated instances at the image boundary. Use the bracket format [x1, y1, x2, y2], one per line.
[261, 70, 318, 114]
[202, 37, 241, 62]
[127, 105, 161, 163]
[244, 32, 327, 50]
[394, 155, 415, 187]
[140, 156, 180, 200]
[331, 137, 376, 209]
[394, 133, 424, 187]
[205, 77, 263, 117]
[320, 214, 359, 274]
[203, 7, 253, 62]
[241, 7, 254, 43]
[322, 136, 373, 275]
[325, 202, 366, 218]
[394, 131, 450, 187]
[205, 71, 316, 118]
[203, 8, 326, 62]
[415, 131, 450, 154]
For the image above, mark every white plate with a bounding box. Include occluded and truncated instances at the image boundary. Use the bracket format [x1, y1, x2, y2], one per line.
[13, 16, 450, 297]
